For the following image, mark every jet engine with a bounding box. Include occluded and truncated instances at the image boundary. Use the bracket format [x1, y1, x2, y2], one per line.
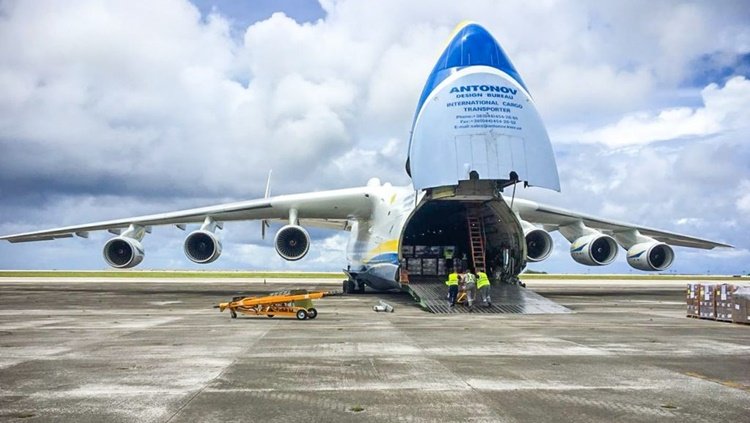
[274, 225, 310, 261]
[184, 230, 222, 264]
[524, 228, 553, 262]
[103, 236, 145, 268]
[569, 234, 618, 266]
[627, 242, 674, 271]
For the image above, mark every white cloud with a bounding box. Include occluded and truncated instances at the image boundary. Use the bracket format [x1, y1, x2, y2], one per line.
[675, 217, 705, 226]
[560, 76, 750, 147]
[737, 180, 750, 214]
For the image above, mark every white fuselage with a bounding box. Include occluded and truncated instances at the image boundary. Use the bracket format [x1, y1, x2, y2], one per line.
[343, 182, 420, 290]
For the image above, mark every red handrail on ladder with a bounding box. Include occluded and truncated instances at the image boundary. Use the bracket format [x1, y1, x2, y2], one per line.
[466, 207, 486, 273]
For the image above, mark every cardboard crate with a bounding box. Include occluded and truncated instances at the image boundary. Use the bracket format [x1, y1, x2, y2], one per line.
[732, 286, 750, 325]
[437, 258, 447, 276]
[427, 246, 441, 257]
[407, 258, 422, 275]
[715, 283, 735, 322]
[686, 283, 700, 318]
[422, 258, 438, 276]
[698, 284, 716, 320]
[414, 245, 429, 258]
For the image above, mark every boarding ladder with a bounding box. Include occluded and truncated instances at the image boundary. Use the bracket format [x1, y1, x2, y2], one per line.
[466, 207, 486, 273]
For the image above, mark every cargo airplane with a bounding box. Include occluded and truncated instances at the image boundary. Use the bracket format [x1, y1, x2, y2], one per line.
[0, 22, 731, 292]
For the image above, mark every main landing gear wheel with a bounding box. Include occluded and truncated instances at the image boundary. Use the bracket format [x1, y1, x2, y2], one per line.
[230, 309, 237, 319]
[307, 308, 318, 319]
[296, 309, 308, 320]
[343, 280, 356, 293]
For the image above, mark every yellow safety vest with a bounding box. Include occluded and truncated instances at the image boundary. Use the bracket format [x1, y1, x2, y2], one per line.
[476, 272, 490, 289]
[445, 273, 459, 286]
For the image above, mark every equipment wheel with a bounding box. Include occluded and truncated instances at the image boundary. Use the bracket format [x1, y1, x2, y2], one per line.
[307, 308, 318, 319]
[267, 315, 274, 318]
[296, 309, 308, 320]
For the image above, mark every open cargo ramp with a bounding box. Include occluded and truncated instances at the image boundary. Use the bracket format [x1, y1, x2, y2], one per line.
[405, 276, 570, 314]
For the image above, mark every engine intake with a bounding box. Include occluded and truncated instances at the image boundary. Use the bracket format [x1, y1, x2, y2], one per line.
[274, 225, 310, 261]
[184, 230, 222, 264]
[103, 237, 145, 268]
[524, 228, 553, 262]
[627, 242, 674, 271]
[570, 234, 618, 266]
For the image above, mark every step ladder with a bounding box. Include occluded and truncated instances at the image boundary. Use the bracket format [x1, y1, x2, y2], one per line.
[466, 208, 486, 273]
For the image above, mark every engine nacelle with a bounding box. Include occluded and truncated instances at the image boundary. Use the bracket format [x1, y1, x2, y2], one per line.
[524, 228, 553, 262]
[274, 225, 310, 261]
[103, 236, 145, 268]
[627, 242, 674, 271]
[184, 230, 222, 264]
[570, 234, 618, 266]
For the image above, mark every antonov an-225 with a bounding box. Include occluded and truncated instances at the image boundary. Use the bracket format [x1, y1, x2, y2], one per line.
[1, 22, 731, 292]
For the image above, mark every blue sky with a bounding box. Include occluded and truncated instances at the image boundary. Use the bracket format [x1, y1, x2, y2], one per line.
[191, 0, 324, 32]
[0, 0, 749, 274]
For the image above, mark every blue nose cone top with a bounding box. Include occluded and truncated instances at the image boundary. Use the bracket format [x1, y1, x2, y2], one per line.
[414, 22, 528, 118]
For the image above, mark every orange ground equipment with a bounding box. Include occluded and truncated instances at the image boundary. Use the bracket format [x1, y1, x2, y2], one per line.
[217, 289, 340, 320]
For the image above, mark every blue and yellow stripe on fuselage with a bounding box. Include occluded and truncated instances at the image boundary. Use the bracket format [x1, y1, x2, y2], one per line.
[363, 239, 400, 266]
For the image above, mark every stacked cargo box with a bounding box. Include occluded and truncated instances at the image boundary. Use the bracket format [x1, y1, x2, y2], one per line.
[715, 284, 734, 322]
[687, 283, 749, 325]
[698, 284, 716, 320]
[437, 259, 447, 275]
[732, 286, 750, 325]
[422, 258, 438, 275]
[402, 245, 456, 277]
[406, 258, 422, 275]
[686, 283, 700, 318]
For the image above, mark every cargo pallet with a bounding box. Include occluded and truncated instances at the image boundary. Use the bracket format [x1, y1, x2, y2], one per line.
[686, 283, 750, 325]
[217, 289, 340, 320]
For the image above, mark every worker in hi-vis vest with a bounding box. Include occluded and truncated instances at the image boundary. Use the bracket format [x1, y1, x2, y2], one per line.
[445, 268, 460, 307]
[477, 271, 492, 307]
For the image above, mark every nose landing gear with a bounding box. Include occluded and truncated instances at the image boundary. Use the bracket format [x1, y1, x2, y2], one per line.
[342, 279, 365, 294]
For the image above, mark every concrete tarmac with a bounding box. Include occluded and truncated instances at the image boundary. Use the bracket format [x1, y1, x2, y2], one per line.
[0, 277, 748, 422]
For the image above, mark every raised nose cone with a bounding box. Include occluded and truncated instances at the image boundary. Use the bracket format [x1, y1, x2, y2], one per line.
[407, 21, 560, 193]
[416, 22, 528, 115]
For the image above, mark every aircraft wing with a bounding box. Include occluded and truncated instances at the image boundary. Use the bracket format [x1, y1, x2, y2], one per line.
[513, 199, 732, 249]
[0, 187, 374, 243]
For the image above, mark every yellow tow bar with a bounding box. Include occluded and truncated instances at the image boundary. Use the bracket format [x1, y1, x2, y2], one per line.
[216, 289, 341, 320]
